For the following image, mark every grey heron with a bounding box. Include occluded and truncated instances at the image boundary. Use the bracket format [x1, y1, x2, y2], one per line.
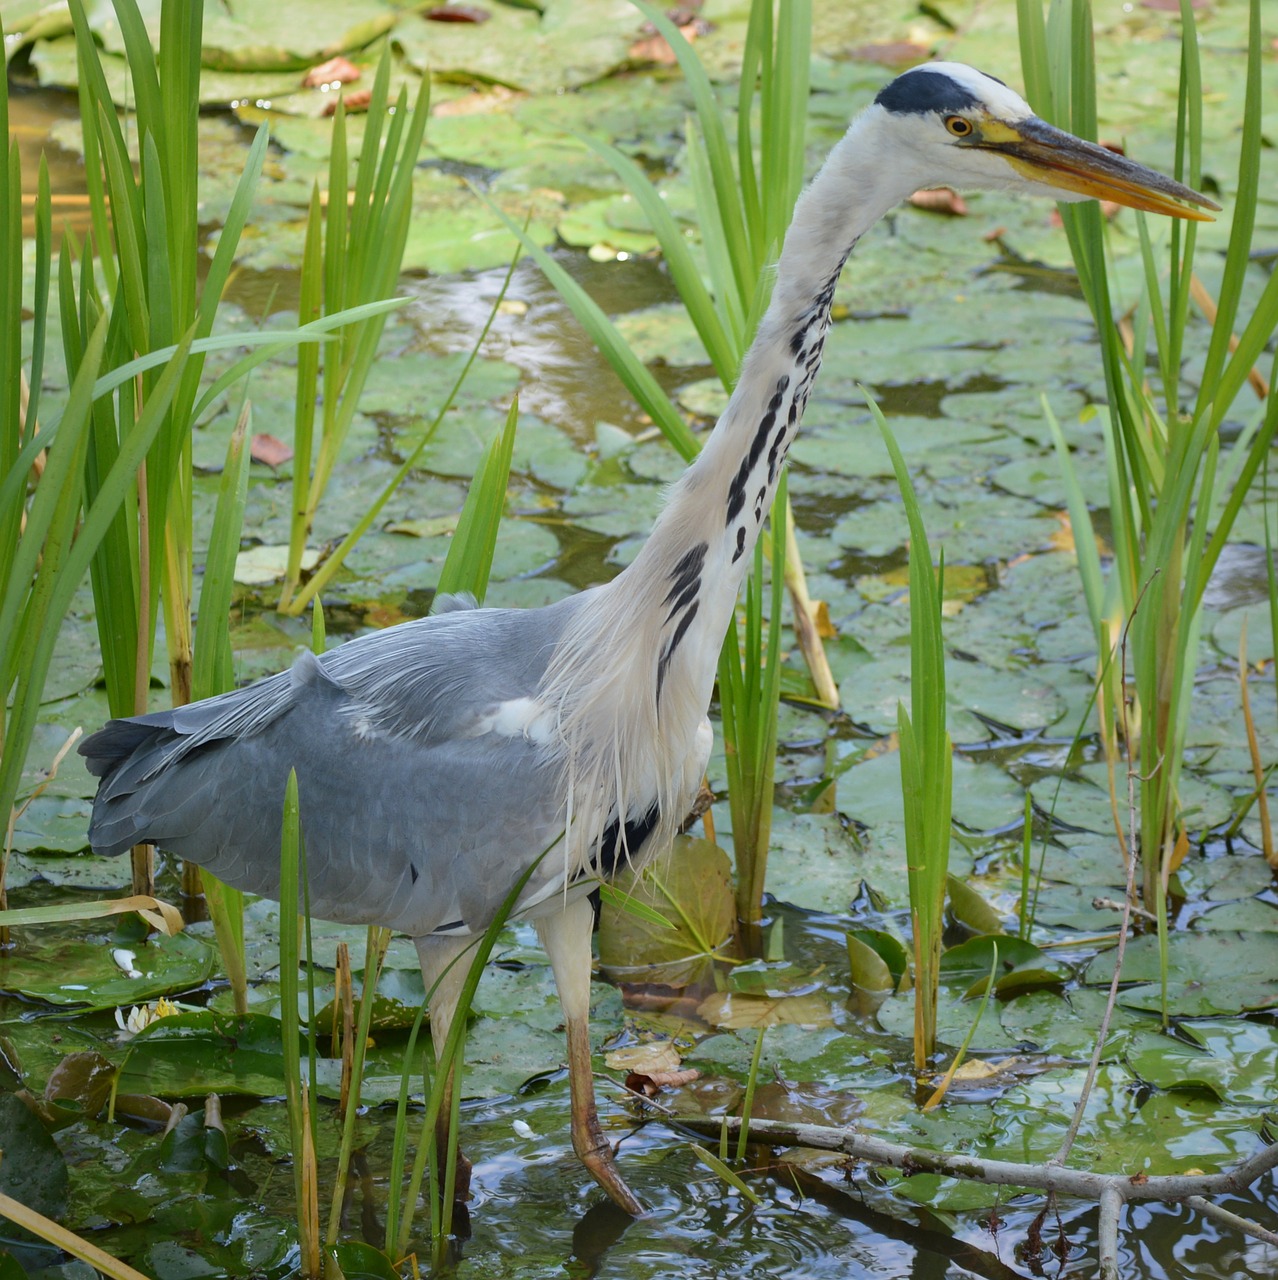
[80, 63, 1215, 1216]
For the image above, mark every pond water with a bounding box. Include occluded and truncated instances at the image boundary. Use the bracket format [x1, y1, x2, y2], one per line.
[4, 7, 1278, 1279]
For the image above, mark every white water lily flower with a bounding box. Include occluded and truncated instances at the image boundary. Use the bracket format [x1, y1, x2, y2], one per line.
[114, 997, 181, 1036]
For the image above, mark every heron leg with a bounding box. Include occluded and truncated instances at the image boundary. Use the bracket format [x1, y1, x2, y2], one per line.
[536, 895, 644, 1216]
[414, 933, 475, 1203]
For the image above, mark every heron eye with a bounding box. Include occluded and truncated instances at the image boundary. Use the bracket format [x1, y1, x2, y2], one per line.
[944, 115, 974, 137]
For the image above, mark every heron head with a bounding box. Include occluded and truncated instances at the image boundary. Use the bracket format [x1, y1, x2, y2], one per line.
[872, 62, 1218, 220]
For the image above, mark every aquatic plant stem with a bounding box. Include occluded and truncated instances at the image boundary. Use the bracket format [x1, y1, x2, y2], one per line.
[1238, 619, 1275, 868]
[1051, 586, 1148, 1168]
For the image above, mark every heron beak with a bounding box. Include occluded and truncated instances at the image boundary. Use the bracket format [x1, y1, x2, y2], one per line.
[977, 117, 1219, 221]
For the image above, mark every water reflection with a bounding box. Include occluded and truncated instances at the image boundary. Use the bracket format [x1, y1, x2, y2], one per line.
[401, 255, 685, 442]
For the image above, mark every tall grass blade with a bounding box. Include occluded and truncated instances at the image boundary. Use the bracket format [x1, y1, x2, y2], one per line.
[435, 399, 519, 605]
[869, 392, 952, 1070]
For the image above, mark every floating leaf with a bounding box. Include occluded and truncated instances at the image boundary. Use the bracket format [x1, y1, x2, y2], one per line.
[846, 928, 907, 992]
[43, 1051, 117, 1124]
[696, 990, 835, 1030]
[0, 1093, 69, 1240]
[1126, 1035, 1230, 1098]
[0, 933, 214, 1011]
[946, 876, 1007, 936]
[1086, 932, 1278, 1016]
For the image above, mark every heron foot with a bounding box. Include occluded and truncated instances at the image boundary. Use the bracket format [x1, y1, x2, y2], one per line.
[573, 1112, 643, 1215]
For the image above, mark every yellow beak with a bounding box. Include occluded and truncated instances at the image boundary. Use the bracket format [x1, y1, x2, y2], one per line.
[976, 117, 1219, 221]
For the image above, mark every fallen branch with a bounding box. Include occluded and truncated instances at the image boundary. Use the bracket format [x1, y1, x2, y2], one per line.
[664, 1114, 1278, 1274]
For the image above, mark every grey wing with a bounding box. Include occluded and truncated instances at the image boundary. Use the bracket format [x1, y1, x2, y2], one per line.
[81, 598, 584, 937]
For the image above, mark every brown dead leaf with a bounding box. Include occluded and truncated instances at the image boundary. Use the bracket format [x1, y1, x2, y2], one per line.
[303, 56, 360, 88]
[433, 85, 526, 117]
[863, 732, 899, 761]
[1048, 511, 1076, 555]
[629, 21, 704, 65]
[749, 1079, 863, 1128]
[113, 1093, 177, 1129]
[324, 88, 373, 117]
[624, 1067, 701, 1097]
[250, 433, 292, 467]
[425, 4, 490, 21]
[46, 1052, 116, 1120]
[696, 990, 834, 1030]
[605, 1040, 682, 1074]
[846, 41, 932, 69]
[909, 187, 968, 216]
[950, 1057, 1003, 1082]
[810, 599, 836, 639]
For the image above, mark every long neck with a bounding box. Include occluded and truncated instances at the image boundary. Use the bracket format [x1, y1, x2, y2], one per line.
[535, 108, 913, 860]
[623, 108, 912, 713]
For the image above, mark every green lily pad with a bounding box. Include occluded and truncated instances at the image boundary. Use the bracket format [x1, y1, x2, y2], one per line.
[751, 807, 883, 913]
[613, 303, 707, 368]
[1000, 988, 1149, 1057]
[945, 879, 1007, 937]
[1126, 1033, 1231, 1098]
[941, 934, 1045, 980]
[396, 1, 643, 96]
[1178, 1019, 1278, 1105]
[875, 986, 1017, 1052]
[847, 928, 908, 993]
[0, 931, 214, 1011]
[118, 1011, 292, 1099]
[8, 795, 94, 854]
[0, 1092, 69, 1241]
[1085, 931, 1278, 1016]
[1193, 899, 1278, 932]
[557, 195, 661, 257]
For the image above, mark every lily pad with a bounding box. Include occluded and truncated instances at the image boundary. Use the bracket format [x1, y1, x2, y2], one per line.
[8, 795, 94, 854]
[1085, 931, 1278, 1016]
[396, 1, 643, 96]
[1126, 1033, 1231, 1098]
[875, 986, 1018, 1052]
[945, 879, 1007, 937]
[0, 931, 214, 1011]
[1000, 988, 1150, 1057]
[696, 989, 836, 1031]
[0, 1092, 69, 1240]
[847, 928, 908, 993]
[117, 1011, 292, 1099]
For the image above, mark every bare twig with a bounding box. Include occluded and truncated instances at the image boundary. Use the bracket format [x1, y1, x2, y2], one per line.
[1090, 896, 1156, 922]
[1184, 1195, 1278, 1247]
[1098, 1182, 1123, 1280]
[667, 1113, 1278, 1205]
